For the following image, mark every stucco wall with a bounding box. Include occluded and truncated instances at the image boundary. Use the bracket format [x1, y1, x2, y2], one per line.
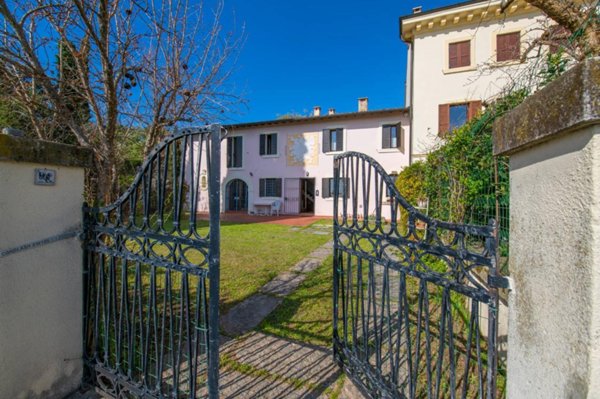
[0, 155, 87, 398]
[506, 125, 600, 398]
[410, 11, 544, 156]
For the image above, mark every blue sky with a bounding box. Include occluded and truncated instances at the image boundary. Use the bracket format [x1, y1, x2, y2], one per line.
[221, 0, 460, 123]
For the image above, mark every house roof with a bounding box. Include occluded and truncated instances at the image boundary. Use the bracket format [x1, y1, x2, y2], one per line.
[224, 107, 409, 130]
[399, 0, 541, 42]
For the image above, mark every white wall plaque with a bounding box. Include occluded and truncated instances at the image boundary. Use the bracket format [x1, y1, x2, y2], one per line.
[34, 168, 56, 186]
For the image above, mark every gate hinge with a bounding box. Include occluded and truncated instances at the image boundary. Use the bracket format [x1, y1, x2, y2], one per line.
[488, 275, 510, 289]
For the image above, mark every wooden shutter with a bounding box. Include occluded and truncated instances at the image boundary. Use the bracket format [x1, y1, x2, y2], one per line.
[234, 137, 243, 167]
[322, 129, 330, 153]
[497, 32, 520, 61]
[449, 42, 459, 69]
[259, 134, 266, 155]
[459, 41, 470, 67]
[259, 179, 265, 197]
[438, 104, 450, 136]
[336, 129, 344, 151]
[322, 178, 331, 198]
[271, 134, 277, 154]
[397, 123, 404, 152]
[382, 126, 391, 149]
[468, 100, 482, 120]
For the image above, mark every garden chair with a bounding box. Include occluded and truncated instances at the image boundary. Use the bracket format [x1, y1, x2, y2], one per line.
[270, 200, 282, 216]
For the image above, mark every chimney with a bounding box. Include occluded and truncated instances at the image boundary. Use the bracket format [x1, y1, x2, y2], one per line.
[412, 6, 422, 14]
[328, 108, 336, 115]
[358, 97, 368, 112]
[313, 106, 321, 117]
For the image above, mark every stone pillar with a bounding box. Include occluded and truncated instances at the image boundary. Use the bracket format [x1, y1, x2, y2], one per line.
[0, 134, 93, 399]
[493, 58, 600, 398]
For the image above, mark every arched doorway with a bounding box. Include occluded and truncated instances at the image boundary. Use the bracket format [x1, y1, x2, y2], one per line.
[226, 179, 248, 211]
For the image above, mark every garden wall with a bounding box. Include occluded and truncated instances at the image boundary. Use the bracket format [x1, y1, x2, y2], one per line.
[0, 134, 92, 398]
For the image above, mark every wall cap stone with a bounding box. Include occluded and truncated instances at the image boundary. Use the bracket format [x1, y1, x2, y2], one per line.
[0, 134, 94, 168]
[493, 57, 600, 156]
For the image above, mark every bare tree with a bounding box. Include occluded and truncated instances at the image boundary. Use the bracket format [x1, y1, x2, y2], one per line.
[0, 0, 243, 203]
[502, 0, 600, 59]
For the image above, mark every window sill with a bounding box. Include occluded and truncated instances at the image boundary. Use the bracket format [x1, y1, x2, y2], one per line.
[443, 65, 477, 74]
[227, 167, 244, 171]
[324, 150, 344, 156]
[377, 148, 402, 154]
[260, 154, 279, 159]
[490, 59, 523, 68]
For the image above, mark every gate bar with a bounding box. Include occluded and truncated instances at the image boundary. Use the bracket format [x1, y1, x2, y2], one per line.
[207, 124, 222, 398]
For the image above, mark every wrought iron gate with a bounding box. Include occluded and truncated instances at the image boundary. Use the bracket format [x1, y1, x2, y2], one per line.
[332, 152, 506, 398]
[82, 125, 221, 398]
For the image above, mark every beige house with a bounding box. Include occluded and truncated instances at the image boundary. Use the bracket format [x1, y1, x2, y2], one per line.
[400, 0, 548, 159]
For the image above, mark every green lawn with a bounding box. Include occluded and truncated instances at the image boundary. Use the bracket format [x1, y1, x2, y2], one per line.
[259, 255, 334, 346]
[219, 221, 330, 313]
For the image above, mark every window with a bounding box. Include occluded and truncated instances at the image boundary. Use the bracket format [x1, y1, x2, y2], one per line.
[259, 178, 282, 197]
[322, 177, 349, 198]
[438, 101, 482, 135]
[382, 124, 404, 151]
[496, 32, 521, 62]
[227, 136, 243, 168]
[448, 40, 471, 69]
[548, 25, 570, 54]
[322, 128, 344, 153]
[259, 133, 278, 156]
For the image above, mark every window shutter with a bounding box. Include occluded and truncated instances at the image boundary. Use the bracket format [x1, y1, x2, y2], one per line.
[259, 134, 265, 155]
[459, 41, 470, 67]
[275, 179, 282, 197]
[271, 134, 277, 154]
[259, 179, 265, 197]
[382, 126, 391, 149]
[396, 123, 404, 152]
[322, 129, 330, 153]
[336, 129, 344, 152]
[509, 32, 521, 59]
[322, 178, 331, 198]
[226, 137, 232, 167]
[438, 104, 450, 136]
[449, 42, 459, 69]
[468, 101, 482, 120]
[235, 137, 243, 167]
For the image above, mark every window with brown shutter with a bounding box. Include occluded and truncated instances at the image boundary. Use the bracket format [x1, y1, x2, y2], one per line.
[439, 100, 483, 136]
[496, 32, 521, 62]
[449, 40, 471, 69]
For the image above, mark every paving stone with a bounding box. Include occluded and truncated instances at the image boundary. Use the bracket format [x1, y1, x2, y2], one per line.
[308, 247, 333, 260]
[291, 258, 321, 274]
[217, 367, 318, 398]
[221, 294, 283, 336]
[221, 332, 341, 390]
[340, 377, 368, 399]
[260, 271, 306, 297]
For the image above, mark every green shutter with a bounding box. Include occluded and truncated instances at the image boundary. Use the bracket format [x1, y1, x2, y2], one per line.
[336, 129, 343, 151]
[322, 178, 331, 198]
[322, 129, 330, 153]
[271, 134, 277, 155]
[259, 134, 265, 155]
[397, 123, 404, 151]
[259, 179, 265, 197]
[382, 126, 391, 149]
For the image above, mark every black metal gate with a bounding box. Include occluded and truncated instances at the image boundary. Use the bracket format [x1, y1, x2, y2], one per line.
[332, 152, 506, 398]
[82, 125, 221, 398]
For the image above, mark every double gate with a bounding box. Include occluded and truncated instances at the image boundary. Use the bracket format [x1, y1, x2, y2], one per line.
[332, 152, 505, 398]
[82, 128, 504, 398]
[82, 125, 221, 398]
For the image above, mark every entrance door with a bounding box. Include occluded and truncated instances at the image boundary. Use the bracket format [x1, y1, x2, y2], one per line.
[283, 178, 300, 214]
[300, 178, 315, 213]
[226, 179, 248, 211]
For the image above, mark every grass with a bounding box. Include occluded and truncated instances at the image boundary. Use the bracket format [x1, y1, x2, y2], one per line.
[259, 254, 335, 346]
[218, 221, 330, 312]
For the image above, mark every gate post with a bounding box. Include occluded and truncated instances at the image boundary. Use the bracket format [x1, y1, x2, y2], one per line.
[493, 58, 600, 398]
[207, 124, 222, 398]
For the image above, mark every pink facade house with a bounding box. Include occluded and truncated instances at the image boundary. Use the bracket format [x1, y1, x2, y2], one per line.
[192, 99, 410, 218]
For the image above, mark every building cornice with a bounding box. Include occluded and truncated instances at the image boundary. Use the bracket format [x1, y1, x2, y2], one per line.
[399, 0, 542, 42]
